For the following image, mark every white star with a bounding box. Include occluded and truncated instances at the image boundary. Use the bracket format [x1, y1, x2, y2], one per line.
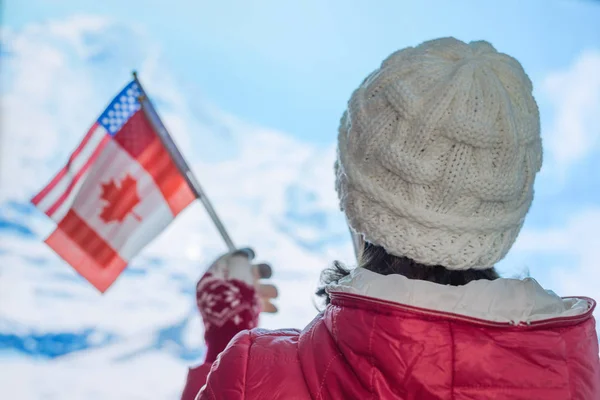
[102, 118, 108, 124]
[126, 89, 133, 96]
[108, 110, 114, 117]
[115, 103, 121, 109]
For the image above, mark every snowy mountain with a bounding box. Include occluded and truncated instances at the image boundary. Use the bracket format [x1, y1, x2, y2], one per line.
[0, 17, 355, 399]
[0, 195, 348, 399]
[0, 100, 353, 399]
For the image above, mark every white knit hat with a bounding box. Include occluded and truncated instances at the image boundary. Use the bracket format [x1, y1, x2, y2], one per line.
[335, 37, 542, 270]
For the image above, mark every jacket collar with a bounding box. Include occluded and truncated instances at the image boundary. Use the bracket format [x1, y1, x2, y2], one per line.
[327, 268, 592, 324]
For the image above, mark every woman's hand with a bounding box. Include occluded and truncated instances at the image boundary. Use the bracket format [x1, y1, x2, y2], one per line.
[196, 248, 278, 363]
[204, 248, 278, 313]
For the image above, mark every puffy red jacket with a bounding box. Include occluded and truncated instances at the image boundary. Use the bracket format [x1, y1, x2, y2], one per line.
[199, 268, 600, 400]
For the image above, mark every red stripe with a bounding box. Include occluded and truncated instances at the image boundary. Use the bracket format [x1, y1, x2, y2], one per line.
[114, 110, 194, 215]
[45, 135, 110, 218]
[32, 123, 100, 206]
[113, 111, 155, 159]
[45, 209, 127, 293]
[136, 137, 195, 215]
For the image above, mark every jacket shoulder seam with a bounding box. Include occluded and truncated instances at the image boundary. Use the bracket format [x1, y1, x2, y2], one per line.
[253, 328, 301, 337]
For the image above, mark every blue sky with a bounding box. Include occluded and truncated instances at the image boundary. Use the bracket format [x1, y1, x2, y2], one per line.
[1, 2, 600, 397]
[13, 1, 600, 259]
[4, 0, 600, 145]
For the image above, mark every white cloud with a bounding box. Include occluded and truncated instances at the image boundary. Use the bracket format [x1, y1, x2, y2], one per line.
[513, 208, 600, 304]
[519, 49, 600, 304]
[1, 351, 188, 400]
[542, 50, 600, 176]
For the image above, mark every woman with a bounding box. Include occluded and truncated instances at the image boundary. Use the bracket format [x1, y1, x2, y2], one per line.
[197, 37, 600, 399]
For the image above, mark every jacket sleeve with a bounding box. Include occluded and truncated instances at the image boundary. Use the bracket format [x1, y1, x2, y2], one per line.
[196, 330, 252, 400]
[196, 273, 261, 363]
[180, 363, 212, 400]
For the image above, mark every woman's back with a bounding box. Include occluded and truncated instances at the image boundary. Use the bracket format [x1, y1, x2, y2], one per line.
[201, 269, 599, 400]
[197, 37, 600, 399]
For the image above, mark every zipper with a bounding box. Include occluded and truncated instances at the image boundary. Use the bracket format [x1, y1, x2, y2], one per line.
[330, 292, 596, 329]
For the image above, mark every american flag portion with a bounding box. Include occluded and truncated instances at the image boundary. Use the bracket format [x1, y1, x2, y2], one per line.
[32, 80, 196, 292]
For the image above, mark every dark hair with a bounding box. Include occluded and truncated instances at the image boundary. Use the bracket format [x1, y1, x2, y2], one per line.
[316, 242, 499, 305]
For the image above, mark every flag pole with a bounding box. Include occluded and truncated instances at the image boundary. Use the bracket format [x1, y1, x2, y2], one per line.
[132, 71, 237, 254]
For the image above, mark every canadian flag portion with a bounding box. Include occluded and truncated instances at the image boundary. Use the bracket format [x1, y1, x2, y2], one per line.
[32, 80, 195, 292]
[31, 123, 110, 223]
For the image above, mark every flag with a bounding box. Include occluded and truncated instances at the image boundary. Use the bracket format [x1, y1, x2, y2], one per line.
[32, 80, 196, 292]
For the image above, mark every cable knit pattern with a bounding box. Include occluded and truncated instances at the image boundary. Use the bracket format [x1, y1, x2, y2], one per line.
[335, 37, 542, 269]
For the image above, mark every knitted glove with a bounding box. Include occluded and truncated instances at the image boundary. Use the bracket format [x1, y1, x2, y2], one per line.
[196, 249, 277, 362]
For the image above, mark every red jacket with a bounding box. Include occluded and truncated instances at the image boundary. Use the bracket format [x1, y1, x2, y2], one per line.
[199, 269, 600, 400]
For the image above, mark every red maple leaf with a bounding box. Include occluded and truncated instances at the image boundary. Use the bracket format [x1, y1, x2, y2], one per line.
[99, 174, 142, 223]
